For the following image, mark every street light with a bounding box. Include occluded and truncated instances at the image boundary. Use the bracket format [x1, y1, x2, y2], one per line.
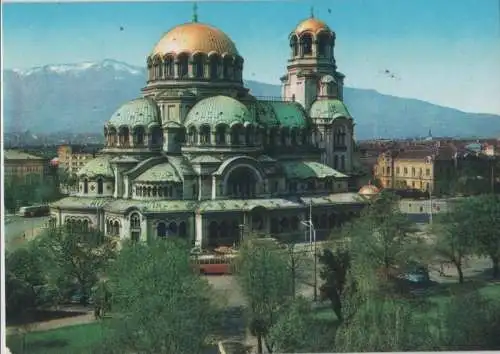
[301, 213, 318, 301]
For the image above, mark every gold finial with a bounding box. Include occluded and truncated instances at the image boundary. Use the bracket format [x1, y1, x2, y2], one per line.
[192, 2, 198, 23]
[310, 5, 314, 18]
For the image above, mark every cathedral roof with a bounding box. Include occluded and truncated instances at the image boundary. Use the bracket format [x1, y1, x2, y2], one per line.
[77, 155, 114, 179]
[107, 98, 161, 128]
[254, 101, 308, 129]
[150, 22, 239, 58]
[281, 161, 348, 179]
[135, 162, 183, 183]
[185, 95, 256, 128]
[293, 17, 332, 36]
[309, 99, 352, 120]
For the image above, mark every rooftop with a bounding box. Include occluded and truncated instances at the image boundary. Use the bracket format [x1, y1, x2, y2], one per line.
[4, 150, 46, 161]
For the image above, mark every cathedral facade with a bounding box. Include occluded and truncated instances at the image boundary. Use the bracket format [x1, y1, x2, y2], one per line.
[50, 12, 368, 248]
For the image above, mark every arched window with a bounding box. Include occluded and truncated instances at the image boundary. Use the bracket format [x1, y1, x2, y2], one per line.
[223, 56, 233, 80]
[157, 222, 167, 238]
[215, 124, 227, 145]
[169, 222, 178, 235]
[97, 178, 103, 195]
[188, 126, 198, 145]
[231, 124, 242, 145]
[334, 155, 339, 170]
[134, 126, 145, 146]
[119, 127, 130, 146]
[83, 179, 89, 194]
[209, 55, 219, 80]
[179, 221, 187, 237]
[245, 126, 253, 145]
[177, 54, 189, 78]
[317, 32, 330, 57]
[130, 213, 141, 242]
[114, 221, 120, 236]
[150, 126, 163, 146]
[341, 155, 346, 171]
[281, 128, 289, 146]
[199, 125, 211, 145]
[108, 127, 117, 147]
[193, 54, 205, 79]
[164, 56, 174, 78]
[290, 35, 298, 57]
[301, 33, 313, 55]
[82, 219, 89, 232]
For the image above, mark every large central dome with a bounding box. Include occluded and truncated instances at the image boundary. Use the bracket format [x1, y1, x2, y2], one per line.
[151, 22, 239, 57]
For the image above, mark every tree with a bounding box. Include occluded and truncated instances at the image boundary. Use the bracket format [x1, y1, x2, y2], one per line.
[334, 297, 436, 352]
[457, 195, 500, 278]
[267, 296, 334, 353]
[318, 246, 351, 322]
[99, 239, 218, 354]
[234, 236, 294, 354]
[431, 202, 476, 283]
[5, 245, 58, 320]
[37, 226, 117, 304]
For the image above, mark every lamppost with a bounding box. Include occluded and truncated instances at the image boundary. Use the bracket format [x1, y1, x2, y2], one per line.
[301, 201, 317, 301]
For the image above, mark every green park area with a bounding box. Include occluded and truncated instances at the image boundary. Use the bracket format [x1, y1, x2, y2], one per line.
[5, 191, 500, 353]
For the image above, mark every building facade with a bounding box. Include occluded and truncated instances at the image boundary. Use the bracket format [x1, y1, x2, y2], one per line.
[57, 144, 99, 176]
[50, 12, 366, 248]
[4, 150, 49, 182]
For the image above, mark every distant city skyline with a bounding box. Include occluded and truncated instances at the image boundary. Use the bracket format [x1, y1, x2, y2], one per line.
[3, 0, 500, 115]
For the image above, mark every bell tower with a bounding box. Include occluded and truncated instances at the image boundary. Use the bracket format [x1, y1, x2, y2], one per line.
[280, 9, 344, 111]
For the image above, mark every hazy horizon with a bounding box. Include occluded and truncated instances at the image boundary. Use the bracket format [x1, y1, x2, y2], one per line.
[3, 0, 500, 115]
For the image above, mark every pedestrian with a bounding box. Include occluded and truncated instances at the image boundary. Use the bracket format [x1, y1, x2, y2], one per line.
[23, 233, 26, 240]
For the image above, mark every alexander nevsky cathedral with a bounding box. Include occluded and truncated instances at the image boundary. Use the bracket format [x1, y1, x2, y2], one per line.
[50, 8, 373, 248]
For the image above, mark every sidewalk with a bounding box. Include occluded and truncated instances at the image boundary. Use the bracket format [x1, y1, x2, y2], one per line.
[7, 312, 95, 336]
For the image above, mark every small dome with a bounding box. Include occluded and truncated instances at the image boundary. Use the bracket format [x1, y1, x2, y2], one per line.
[135, 162, 182, 183]
[151, 22, 239, 57]
[107, 98, 160, 128]
[358, 184, 380, 197]
[294, 17, 331, 36]
[310, 99, 352, 120]
[185, 95, 257, 128]
[77, 155, 114, 179]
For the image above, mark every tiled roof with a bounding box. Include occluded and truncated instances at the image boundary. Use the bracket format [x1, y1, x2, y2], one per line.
[134, 162, 182, 183]
[107, 98, 161, 128]
[77, 155, 114, 178]
[300, 193, 366, 205]
[309, 99, 352, 120]
[50, 197, 113, 209]
[253, 101, 308, 129]
[199, 198, 303, 212]
[185, 95, 256, 128]
[281, 161, 348, 179]
[104, 199, 197, 213]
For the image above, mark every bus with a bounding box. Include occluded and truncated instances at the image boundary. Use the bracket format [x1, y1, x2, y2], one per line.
[19, 204, 50, 217]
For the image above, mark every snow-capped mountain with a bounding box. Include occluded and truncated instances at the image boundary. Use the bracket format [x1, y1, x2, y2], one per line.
[12, 59, 143, 77]
[3, 59, 500, 139]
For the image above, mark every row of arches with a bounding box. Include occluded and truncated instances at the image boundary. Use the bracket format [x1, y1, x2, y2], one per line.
[147, 53, 244, 82]
[134, 184, 182, 199]
[156, 221, 188, 238]
[65, 218, 91, 233]
[290, 32, 334, 58]
[104, 125, 163, 149]
[106, 219, 121, 236]
[184, 124, 309, 147]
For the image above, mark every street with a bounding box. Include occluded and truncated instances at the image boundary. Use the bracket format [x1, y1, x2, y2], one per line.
[4, 215, 51, 250]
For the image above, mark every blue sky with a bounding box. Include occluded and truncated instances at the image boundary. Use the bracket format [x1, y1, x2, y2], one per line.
[3, 0, 500, 114]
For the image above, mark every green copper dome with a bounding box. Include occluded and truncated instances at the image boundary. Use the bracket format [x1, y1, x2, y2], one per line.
[309, 99, 352, 120]
[77, 155, 114, 179]
[107, 98, 161, 128]
[184, 95, 257, 128]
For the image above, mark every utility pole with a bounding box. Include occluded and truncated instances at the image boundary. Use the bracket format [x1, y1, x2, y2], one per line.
[309, 201, 318, 302]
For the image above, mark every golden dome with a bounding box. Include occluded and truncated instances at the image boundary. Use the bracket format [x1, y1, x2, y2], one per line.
[294, 17, 331, 36]
[151, 22, 239, 57]
[358, 184, 380, 197]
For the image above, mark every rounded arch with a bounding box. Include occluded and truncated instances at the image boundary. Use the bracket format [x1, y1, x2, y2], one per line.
[208, 53, 220, 80]
[157, 222, 167, 238]
[97, 177, 104, 195]
[176, 52, 189, 79]
[222, 54, 234, 79]
[199, 124, 211, 145]
[191, 52, 206, 79]
[179, 221, 187, 237]
[289, 34, 299, 57]
[133, 125, 146, 146]
[300, 32, 313, 55]
[215, 123, 228, 145]
[163, 54, 175, 77]
[316, 31, 332, 57]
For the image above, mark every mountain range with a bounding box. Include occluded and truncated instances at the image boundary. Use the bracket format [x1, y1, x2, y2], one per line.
[4, 59, 500, 140]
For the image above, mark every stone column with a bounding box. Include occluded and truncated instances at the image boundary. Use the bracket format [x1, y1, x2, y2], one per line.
[211, 176, 217, 200]
[195, 212, 203, 248]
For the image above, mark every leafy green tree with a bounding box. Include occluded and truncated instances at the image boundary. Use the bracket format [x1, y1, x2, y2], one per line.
[431, 203, 476, 283]
[267, 296, 334, 353]
[99, 239, 218, 354]
[37, 226, 117, 304]
[234, 236, 294, 354]
[436, 292, 500, 350]
[5, 245, 59, 320]
[455, 195, 500, 278]
[335, 298, 436, 352]
[275, 233, 310, 298]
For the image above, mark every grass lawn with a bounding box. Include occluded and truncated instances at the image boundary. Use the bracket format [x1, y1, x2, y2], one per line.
[7, 322, 105, 354]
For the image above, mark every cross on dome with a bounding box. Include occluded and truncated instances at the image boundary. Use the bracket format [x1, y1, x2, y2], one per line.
[192, 2, 198, 23]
